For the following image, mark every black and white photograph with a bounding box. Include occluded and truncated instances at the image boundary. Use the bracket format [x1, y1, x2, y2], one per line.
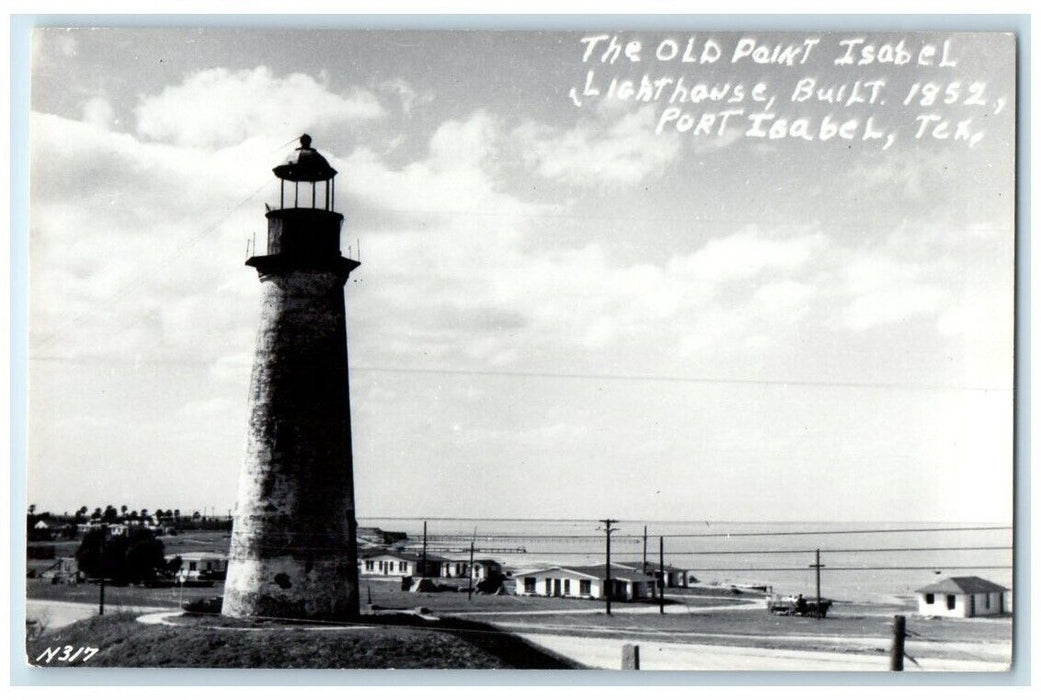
[18, 18, 1018, 677]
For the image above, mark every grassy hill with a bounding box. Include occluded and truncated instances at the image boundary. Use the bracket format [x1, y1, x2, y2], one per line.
[26, 612, 578, 669]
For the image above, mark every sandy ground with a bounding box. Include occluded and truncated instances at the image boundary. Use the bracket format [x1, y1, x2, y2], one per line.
[520, 633, 1010, 672]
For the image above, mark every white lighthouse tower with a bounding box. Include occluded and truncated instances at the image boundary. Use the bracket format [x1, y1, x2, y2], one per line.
[222, 135, 361, 621]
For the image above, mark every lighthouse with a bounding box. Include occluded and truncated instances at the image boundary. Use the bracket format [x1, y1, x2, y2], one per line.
[222, 135, 361, 621]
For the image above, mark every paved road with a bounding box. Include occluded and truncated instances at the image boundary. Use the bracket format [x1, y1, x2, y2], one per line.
[520, 633, 1010, 671]
[27, 599, 173, 630]
[460, 600, 763, 617]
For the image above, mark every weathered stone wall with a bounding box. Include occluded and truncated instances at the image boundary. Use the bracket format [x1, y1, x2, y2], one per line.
[223, 267, 360, 621]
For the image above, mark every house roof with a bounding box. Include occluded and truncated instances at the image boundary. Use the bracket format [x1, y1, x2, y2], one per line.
[358, 550, 445, 563]
[168, 551, 227, 561]
[916, 576, 1009, 594]
[617, 561, 687, 573]
[519, 564, 653, 582]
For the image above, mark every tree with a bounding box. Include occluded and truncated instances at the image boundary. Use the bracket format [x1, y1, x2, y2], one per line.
[102, 505, 119, 523]
[76, 529, 167, 584]
[28, 504, 36, 516]
[124, 536, 166, 583]
[91, 507, 102, 521]
[120, 505, 128, 518]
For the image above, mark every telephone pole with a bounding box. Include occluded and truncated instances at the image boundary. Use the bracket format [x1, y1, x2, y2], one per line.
[468, 528, 476, 601]
[809, 548, 825, 620]
[98, 526, 106, 616]
[600, 519, 618, 615]
[422, 521, 428, 578]
[642, 525, 648, 573]
[659, 536, 665, 615]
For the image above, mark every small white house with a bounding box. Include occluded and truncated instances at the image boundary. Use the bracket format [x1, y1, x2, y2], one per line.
[472, 559, 503, 580]
[916, 576, 1009, 618]
[358, 550, 442, 578]
[514, 565, 654, 601]
[168, 552, 228, 582]
[440, 559, 470, 578]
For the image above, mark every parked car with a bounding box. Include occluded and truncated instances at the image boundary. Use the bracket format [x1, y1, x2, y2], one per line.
[767, 593, 832, 618]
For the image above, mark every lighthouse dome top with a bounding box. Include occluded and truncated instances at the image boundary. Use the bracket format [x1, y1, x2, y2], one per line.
[273, 134, 338, 183]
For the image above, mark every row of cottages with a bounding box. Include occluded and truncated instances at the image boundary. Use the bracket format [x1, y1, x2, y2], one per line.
[916, 577, 1011, 618]
[359, 550, 444, 578]
[357, 549, 503, 579]
[514, 565, 655, 601]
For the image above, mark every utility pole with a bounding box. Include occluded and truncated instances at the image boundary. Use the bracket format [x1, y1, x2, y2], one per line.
[659, 536, 665, 615]
[468, 528, 476, 602]
[890, 615, 906, 671]
[642, 525, 648, 573]
[98, 526, 106, 616]
[600, 519, 617, 615]
[809, 548, 825, 620]
[422, 521, 428, 578]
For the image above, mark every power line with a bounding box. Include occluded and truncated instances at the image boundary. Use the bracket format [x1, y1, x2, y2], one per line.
[459, 546, 1013, 556]
[655, 526, 1013, 539]
[403, 525, 1012, 541]
[25, 355, 1009, 394]
[683, 565, 1013, 572]
[683, 546, 1013, 555]
[350, 365, 1006, 394]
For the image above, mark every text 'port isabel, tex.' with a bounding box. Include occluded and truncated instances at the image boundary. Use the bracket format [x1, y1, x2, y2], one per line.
[223, 135, 361, 622]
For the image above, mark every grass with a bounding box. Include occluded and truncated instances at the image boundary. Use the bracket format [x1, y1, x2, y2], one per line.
[26, 612, 578, 669]
[27, 579, 224, 609]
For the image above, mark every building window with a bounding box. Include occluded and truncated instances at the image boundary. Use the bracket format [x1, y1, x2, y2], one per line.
[580, 580, 591, 596]
[564, 579, 571, 595]
[524, 577, 536, 593]
[946, 595, 956, 610]
[189, 562, 197, 571]
[365, 561, 373, 571]
[985, 595, 991, 609]
[925, 593, 934, 605]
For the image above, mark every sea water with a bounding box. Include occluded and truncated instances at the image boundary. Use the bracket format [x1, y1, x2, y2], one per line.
[356, 518, 1013, 605]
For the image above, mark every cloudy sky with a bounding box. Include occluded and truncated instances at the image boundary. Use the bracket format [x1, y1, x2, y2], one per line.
[26, 28, 1015, 522]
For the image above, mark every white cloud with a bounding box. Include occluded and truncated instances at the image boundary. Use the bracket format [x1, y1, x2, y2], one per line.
[134, 66, 384, 148]
[379, 78, 433, 116]
[839, 253, 944, 332]
[668, 228, 827, 286]
[516, 105, 681, 185]
[81, 97, 115, 130]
